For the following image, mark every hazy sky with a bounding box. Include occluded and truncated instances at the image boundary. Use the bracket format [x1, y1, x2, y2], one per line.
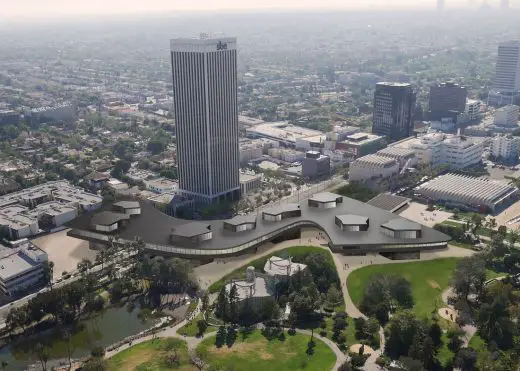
[2, 0, 470, 19]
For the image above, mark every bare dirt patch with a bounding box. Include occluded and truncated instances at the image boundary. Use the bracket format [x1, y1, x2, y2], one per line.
[428, 280, 441, 289]
[349, 344, 374, 355]
[438, 307, 458, 323]
[208, 341, 274, 360]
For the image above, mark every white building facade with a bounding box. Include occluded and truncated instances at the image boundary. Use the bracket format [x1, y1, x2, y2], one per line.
[171, 36, 240, 202]
[491, 135, 520, 161]
[349, 154, 399, 182]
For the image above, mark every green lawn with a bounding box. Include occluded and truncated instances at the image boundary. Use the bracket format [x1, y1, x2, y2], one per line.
[196, 329, 336, 371]
[437, 333, 455, 367]
[347, 259, 460, 319]
[177, 313, 217, 337]
[468, 333, 487, 352]
[107, 338, 196, 371]
[208, 246, 336, 294]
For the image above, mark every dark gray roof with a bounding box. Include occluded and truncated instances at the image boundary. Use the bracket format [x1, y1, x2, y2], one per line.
[91, 211, 130, 226]
[309, 192, 342, 203]
[224, 214, 257, 226]
[172, 222, 211, 238]
[367, 193, 410, 212]
[67, 194, 449, 253]
[382, 219, 421, 231]
[113, 201, 141, 209]
[262, 203, 300, 216]
[336, 215, 369, 226]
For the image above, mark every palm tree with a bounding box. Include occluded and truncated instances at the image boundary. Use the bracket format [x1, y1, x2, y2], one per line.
[63, 329, 72, 370]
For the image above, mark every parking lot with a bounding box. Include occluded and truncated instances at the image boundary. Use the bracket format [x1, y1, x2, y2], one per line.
[32, 229, 98, 279]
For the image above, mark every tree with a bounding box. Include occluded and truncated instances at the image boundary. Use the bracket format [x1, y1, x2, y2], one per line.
[228, 284, 239, 323]
[77, 258, 93, 276]
[451, 255, 487, 302]
[111, 160, 131, 178]
[197, 320, 208, 337]
[215, 286, 228, 321]
[385, 310, 425, 360]
[507, 230, 520, 250]
[476, 295, 514, 348]
[260, 299, 280, 321]
[42, 261, 54, 289]
[325, 286, 342, 307]
[360, 274, 413, 324]
[428, 322, 442, 348]
[470, 213, 484, 236]
[90, 345, 105, 358]
[147, 138, 167, 155]
[454, 348, 478, 371]
[63, 329, 72, 369]
[35, 343, 49, 371]
[201, 294, 209, 313]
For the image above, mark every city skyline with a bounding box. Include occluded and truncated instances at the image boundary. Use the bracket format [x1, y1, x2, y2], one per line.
[1, 0, 512, 20]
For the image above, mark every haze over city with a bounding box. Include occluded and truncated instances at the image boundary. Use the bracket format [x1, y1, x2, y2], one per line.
[0, 0, 513, 20]
[1, 0, 520, 369]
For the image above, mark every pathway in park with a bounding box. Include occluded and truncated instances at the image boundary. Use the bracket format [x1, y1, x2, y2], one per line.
[332, 245, 474, 370]
[440, 288, 477, 347]
[107, 235, 474, 370]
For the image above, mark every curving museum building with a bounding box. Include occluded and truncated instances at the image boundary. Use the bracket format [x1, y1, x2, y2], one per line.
[66, 192, 450, 259]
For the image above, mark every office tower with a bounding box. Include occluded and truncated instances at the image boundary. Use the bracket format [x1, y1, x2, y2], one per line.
[372, 82, 416, 142]
[494, 41, 520, 94]
[428, 82, 468, 122]
[437, 0, 445, 11]
[170, 36, 240, 203]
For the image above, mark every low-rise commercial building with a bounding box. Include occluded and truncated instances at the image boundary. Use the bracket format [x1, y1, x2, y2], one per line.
[302, 151, 331, 179]
[349, 154, 399, 182]
[376, 147, 417, 168]
[246, 121, 324, 147]
[336, 132, 385, 158]
[30, 103, 76, 124]
[494, 104, 519, 127]
[0, 110, 20, 126]
[415, 173, 518, 212]
[0, 182, 101, 239]
[239, 173, 262, 195]
[0, 240, 48, 296]
[144, 178, 178, 194]
[267, 148, 305, 163]
[390, 131, 483, 169]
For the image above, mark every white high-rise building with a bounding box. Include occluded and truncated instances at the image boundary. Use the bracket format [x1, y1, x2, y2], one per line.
[494, 41, 520, 94]
[491, 135, 520, 162]
[170, 36, 240, 203]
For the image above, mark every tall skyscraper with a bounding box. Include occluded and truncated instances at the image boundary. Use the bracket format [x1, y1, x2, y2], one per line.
[437, 0, 445, 11]
[372, 82, 416, 142]
[170, 36, 240, 203]
[494, 41, 520, 94]
[428, 82, 468, 122]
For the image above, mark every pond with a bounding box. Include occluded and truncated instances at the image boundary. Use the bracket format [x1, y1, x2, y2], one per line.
[0, 303, 158, 370]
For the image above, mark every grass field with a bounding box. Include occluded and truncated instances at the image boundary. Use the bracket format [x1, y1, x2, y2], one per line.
[196, 329, 336, 371]
[468, 333, 487, 352]
[107, 338, 196, 371]
[347, 258, 460, 319]
[207, 246, 336, 294]
[176, 313, 217, 337]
